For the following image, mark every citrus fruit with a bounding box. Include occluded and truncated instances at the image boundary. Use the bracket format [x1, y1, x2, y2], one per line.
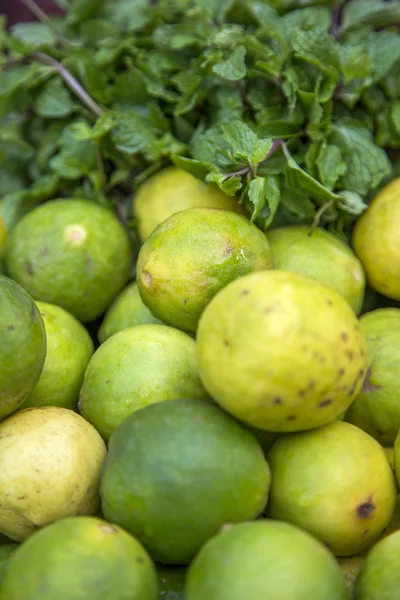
[133, 167, 244, 242]
[0, 203, 6, 274]
[0, 275, 46, 419]
[197, 270, 367, 432]
[0, 516, 158, 600]
[354, 530, 400, 600]
[137, 208, 273, 333]
[267, 421, 397, 556]
[353, 178, 400, 300]
[185, 520, 350, 600]
[0, 406, 106, 541]
[101, 398, 270, 564]
[0, 544, 18, 586]
[346, 308, 400, 445]
[98, 281, 163, 344]
[20, 302, 94, 410]
[79, 324, 209, 441]
[268, 225, 365, 314]
[4, 199, 132, 323]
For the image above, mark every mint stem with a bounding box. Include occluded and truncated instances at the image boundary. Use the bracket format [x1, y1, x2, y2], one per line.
[223, 139, 283, 181]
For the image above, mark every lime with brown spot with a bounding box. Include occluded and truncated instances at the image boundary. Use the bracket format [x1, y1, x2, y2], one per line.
[20, 302, 94, 411]
[0, 276, 46, 419]
[137, 208, 273, 333]
[4, 199, 132, 323]
[98, 282, 163, 344]
[0, 516, 158, 600]
[133, 167, 244, 242]
[197, 270, 367, 432]
[267, 421, 397, 556]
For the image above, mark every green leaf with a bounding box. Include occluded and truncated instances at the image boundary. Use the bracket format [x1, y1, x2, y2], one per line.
[340, 43, 372, 85]
[49, 121, 97, 179]
[212, 46, 247, 81]
[248, 175, 281, 228]
[67, 0, 104, 24]
[172, 156, 218, 180]
[337, 190, 368, 216]
[80, 19, 121, 46]
[153, 22, 209, 50]
[292, 28, 341, 75]
[100, 0, 151, 31]
[206, 172, 242, 196]
[10, 22, 56, 47]
[221, 120, 272, 167]
[330, 121, 393, 195]
[341, 0, 400, 33]
[370, 31, 400, 83]
[391, 101, 400, 137]
[248, 177, 267, 221]
[111, 111, 157, 155]
[257, 121, 300, 139]
[316, 144, 347, 190]
[34, 78, 75, 119]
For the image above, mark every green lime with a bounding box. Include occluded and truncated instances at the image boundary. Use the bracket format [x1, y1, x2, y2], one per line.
[0, 516, 158, 600]
[0, 276, 46, 419]
[20, 302, 94, 410]
[101, 399, 270, 564]
[133, 167, 244, 242]
[137, 208, 273, 333]
[0, 407, 106, 541]
[98, 282, 163, 344]
[338, 555, 366, 595]
[5, 199, 132, 323]
[346, 308, 400, 445]
[80, 324, 209, 441]
[0, 544, 18, 586]
[354, 530, 400, 600]
[268, 226, 365, 314]
[267, 421, 397, 556]
[185, 520, 349, 600]
[197, 270, 367, 432]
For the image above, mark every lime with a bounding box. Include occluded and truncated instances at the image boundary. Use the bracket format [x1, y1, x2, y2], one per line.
[346, 308, 400, 445]
[0, 516, 158, 600]
[4, 199, 132, 323]
[268, 226, 365, 314]
[197, 270, 367, 432]
[186, 520, 349, 600]
[101, 399, 270, 564]
[80, 324, 209, 441]
[133, 167, 244, 242]
[353, 177, 400, 300]
[137, 208, 273, 333]
[0, 276, 46, 419]
[20, 302, 94, 410]
[354, 530, 400, 600]
[267, 421, 397, 556]
[98, 282, 163, 344]
[0, 544, 18, 586]
[0, 407, 106, 541]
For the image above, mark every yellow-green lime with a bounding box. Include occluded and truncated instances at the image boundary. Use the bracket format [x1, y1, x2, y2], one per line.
[354, 530, 400, 600]
[0, 276, 46, 419]
[20, 302, 94, 411]
[133, 167, 244, 242]
[197, 270, 367, 432]
[0, 544, 18, 586]
[79, 324, 209, 441]
[98, 282, 163, 344]
[353, 178, 400, 300]
[101, 399, 270, 564]
[346, 309, 400, 445]
[268, 226, 365, 314]
[0, 202, 6, 274]
[137, 208, 273, 333]
[267, 421, 397, 556]
[0, 516, 158, 600]
[0, 407, 106, 541]
[186, 520, 350, 600]
[5, 199, 132, 323]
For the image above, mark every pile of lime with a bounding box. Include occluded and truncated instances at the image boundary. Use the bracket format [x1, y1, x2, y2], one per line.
[2, 64, 400, 598]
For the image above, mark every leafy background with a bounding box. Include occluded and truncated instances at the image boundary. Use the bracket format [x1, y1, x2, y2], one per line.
[1, 0, 400, 245]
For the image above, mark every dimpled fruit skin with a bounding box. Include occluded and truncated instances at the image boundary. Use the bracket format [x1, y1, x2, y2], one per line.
[0, 276, 46, 419]
[5, 199, 132, 323]
[0, 407, 107, 542]
[20, 302, 94, 411]
[268, 226, 365, 314]
[101, 399, 270, 565]
[267, 421, 397, 557]
[346, 309, 400, 446]
[98, 282, 163, 344]
[137, 208, 273, 333]
[80, 324, 209, 441]
[0, 517, 158, 600]
[186, 520, 350, 600]
[353, 178, 400, 301]
[354, 530, 400, 600]
[133, 167, 244, 242]
[197, 270, 367, 432]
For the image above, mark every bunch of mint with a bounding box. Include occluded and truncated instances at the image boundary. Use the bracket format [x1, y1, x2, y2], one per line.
[1, 0, 400, 240]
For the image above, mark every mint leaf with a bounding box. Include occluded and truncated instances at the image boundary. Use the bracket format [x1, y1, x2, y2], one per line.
[257, 121, 300, 139]
[172, 156, 218, 180]
[34, 78, 75, 119]
[340, 43, 372, 85]
[337, 190, 368, 216]
[206, 172, 242, 196]
[248, 177, 267, 221]
[100, 0, 151, 31]
[391, 101, 400, 137]
[50, 121, 97, 179]
[370, 31, 400, 83]
[330, 121, 392, 195]
[10, 22, 55, 47]
[80, 19, 121, 46]
[221, 120, 273, 169]
[316, 144, 347, 191]
[67, 0, 104, 24]
[248, 175, 281, 228]
[292, 28, 340, 75]
[341, 0, 400, 33]
[212, 46, 247, 81]
[111, 111, 157, 155]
